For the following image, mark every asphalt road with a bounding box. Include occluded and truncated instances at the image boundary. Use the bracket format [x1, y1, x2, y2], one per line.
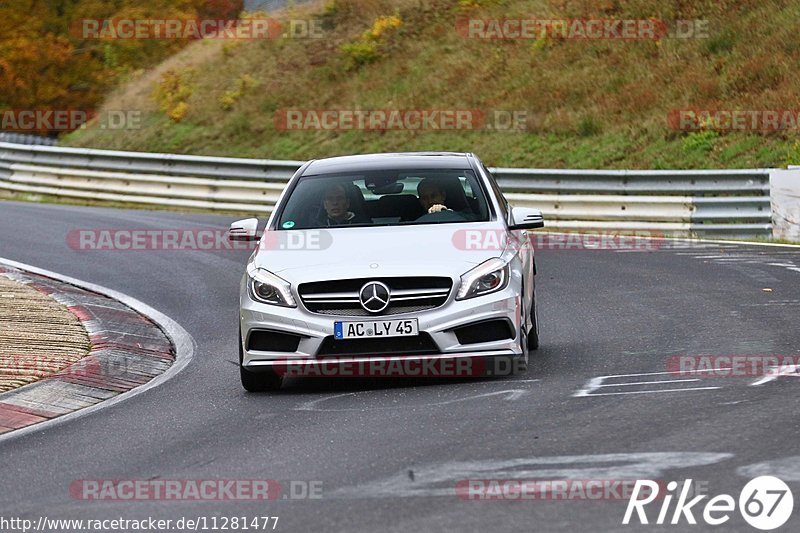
[1, 200, 799, 532]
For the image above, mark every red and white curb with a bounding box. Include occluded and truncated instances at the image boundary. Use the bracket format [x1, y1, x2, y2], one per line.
[0, 258, 193, 442]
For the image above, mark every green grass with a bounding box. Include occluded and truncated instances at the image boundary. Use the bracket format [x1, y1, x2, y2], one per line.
[62, 0, 800, 169]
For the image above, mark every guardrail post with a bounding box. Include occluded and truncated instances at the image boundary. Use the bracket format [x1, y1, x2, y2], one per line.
[770, 169, 800, 241]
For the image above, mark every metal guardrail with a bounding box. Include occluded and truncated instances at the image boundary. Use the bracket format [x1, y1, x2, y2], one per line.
[494, 168, 773, 236]
[0, 143, 301, 212]
[0, 142, 774, 237]
[0, 133, 58, 146]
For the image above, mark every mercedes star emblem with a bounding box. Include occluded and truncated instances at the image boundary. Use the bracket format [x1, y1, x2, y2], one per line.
[359, 281, 391, 313]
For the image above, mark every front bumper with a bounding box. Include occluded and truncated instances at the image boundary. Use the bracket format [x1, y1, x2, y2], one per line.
[239, 276, 523, 370]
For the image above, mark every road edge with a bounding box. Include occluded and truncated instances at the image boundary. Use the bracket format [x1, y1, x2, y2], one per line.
[0, 256, 195, 444]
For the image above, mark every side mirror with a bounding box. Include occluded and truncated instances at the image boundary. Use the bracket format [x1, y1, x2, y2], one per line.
[509, 207, 544, 230]
[229, 218, 260, 241]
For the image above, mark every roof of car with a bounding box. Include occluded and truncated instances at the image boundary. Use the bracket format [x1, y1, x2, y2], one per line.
[301, 152, 474, 175]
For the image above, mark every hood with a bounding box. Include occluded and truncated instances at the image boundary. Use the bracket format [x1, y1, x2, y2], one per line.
[251, 221, 511, 282]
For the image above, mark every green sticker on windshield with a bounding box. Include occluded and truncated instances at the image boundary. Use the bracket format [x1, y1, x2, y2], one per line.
[282, 220, 295, 229]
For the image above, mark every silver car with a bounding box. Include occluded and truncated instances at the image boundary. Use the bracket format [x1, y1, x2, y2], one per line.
[230, 152, 544, 391]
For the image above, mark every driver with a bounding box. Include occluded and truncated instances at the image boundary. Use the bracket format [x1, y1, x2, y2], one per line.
[417, 178, 451, 214]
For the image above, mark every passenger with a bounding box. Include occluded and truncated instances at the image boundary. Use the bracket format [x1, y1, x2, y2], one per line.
[321, 183, 370, 226]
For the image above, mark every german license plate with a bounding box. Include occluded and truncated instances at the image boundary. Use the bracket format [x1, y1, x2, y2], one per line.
[334, 319, 418, 339]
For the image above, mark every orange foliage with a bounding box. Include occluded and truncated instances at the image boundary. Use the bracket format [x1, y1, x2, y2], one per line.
[0, 0, 243, 135]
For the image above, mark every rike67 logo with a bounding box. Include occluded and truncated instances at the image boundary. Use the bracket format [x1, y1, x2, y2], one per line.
[623, 477, 794, 530]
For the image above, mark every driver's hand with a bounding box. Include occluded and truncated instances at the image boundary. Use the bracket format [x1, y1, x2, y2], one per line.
[428, 204, 449, 213]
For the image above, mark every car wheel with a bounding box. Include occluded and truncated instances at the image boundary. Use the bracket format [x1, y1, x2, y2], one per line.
[239, 331, 282, 392]
[527, 326, 539, 351]
[512, 302, 529, 376]
[527, 302, 539, 351]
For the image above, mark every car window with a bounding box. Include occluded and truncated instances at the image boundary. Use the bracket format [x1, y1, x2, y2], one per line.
[276, 169, 490, 229]
[482, 164, 509, 219]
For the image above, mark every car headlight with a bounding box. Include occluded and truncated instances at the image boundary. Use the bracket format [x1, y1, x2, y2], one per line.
[456, 258, 510, 300]
[247, 264, 296, 307]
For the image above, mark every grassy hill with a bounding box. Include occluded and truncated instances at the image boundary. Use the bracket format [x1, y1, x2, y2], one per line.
[64, 0, 800, 169]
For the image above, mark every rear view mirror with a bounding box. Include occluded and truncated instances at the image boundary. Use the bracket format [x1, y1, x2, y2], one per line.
[365, 176, 404, 194]
[373, 182, 404, 194]
[509, 207, 544, 230]
[229, 218, 260, 241]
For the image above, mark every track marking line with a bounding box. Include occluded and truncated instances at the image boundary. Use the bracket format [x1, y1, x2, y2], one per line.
[330, 452, 734, 499]
[751, 364, 800, 386]
[294, 385, 537, 412]
[596, 378, 700, 387]
[574, 370, 722, 397]
[581, 386, 720, 397]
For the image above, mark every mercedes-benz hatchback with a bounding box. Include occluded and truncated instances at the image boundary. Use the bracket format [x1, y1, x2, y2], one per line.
[230, 152, 544, 391]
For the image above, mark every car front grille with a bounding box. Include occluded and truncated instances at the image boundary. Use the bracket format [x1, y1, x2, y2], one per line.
[298, 277, 452, 316]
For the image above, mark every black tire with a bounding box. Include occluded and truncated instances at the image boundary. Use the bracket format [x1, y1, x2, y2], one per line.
[527, 326, 539, 351]
[512, 313, 529, 376]
[528, 301, 539, 351]
[239, 331, 282, 392]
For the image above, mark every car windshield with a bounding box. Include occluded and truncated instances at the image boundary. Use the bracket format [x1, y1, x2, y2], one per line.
[276, 169, 491, 229]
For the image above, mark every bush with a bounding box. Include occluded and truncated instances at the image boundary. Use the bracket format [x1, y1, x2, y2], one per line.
[152, 69, 194, 123]
[340, 41, 382, 67]
[168, 101, 189, 123]
[219, 74, 258, 111]
[340, 14, 402, 69]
